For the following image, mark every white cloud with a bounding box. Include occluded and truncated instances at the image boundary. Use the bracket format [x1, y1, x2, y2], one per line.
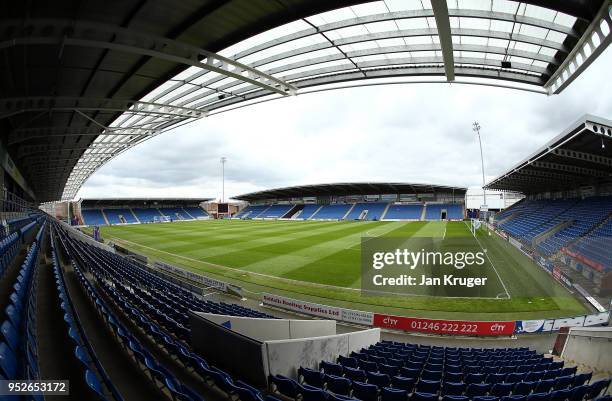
[78, 47, 612, 200]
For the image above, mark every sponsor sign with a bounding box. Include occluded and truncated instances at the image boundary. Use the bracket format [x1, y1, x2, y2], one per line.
[515, 311, 610, 334]
[262, 293, 341, 320]
[514, 320, 547, 333]
[373, 314, 515, 336]
[262, 293, 374, 325]
[153, 261, 228, 292]
[552, 266, 572, 288]
[549, 316, 586, 331]
[584, 312, 610, 326]
[341, 308, 375, 326]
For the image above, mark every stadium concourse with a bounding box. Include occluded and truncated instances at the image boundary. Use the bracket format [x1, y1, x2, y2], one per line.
[1, 0, 612, 401]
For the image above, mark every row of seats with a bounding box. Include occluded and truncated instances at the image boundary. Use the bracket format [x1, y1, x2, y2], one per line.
[259, 204, 295, 218]
[268, 341, 609, 401]
[54, 223, 270, 401]
[236, 203, 463, 221]
[271, 371, 610, 401]
[345, 203, 389, 221]
[498, 200, 576, 240]
[81, 207, 210, 225]
[55, 225, 205, 401]
[535, 197, 612, 257]
[234, 204, 270, 219]
[385, 205, 423, 220]
[81, 243, 273, 320]
[0, 215, 35, 240]
[568, 219, 612, 271]
[425, 205, 463, 220]
[496, 197, 612, 262]
[0, 223, 44, 388]
[0, 231, 21, 279]
[50, 227, 125, 401]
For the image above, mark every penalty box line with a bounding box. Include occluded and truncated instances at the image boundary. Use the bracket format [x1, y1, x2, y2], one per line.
[464, 221, 511, 300]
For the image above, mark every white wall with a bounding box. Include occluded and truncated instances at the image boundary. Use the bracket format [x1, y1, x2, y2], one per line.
[561, 327, 612, 374]
[264, 328, 381, 378]
[193, 312, 336, 341]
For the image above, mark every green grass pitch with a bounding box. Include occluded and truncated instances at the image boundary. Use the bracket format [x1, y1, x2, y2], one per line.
[95, 219, 589, 320]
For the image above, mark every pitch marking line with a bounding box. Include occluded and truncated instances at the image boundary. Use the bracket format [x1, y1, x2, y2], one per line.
[464, 221, 511, 300]
[106, 234, 504, 300]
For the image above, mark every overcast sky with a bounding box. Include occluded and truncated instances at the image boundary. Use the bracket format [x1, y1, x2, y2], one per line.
[78, 47, 612, 201]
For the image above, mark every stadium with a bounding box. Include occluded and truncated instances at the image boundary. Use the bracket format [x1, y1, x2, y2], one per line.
[1, 1, 612, 401]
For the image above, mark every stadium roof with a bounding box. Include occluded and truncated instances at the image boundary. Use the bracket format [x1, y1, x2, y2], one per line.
[234, 182, 467, 201]
[485, 114, 612, 194]
[1, 1, 610, 203]
[80, 198, 211, 208]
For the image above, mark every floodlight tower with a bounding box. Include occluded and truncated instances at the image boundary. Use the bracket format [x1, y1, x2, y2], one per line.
[220, 157, 227, 203]
[473, 121, 487, 211]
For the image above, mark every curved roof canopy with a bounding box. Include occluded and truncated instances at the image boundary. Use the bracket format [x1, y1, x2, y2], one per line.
[1, 0, 609, 202]
[80, 198, 211, 208]
[485, 114, 612, 194]
[234, 182, 467, 201]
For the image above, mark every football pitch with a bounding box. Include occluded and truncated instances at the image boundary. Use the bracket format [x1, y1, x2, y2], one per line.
[95, 219, 589, 320]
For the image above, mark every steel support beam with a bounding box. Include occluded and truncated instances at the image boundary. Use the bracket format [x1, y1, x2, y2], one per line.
[231, 9, 577, 60]
[552, 148, 612, 169]
[531, 161, 608, 178]
[431, 0, 455, 81]
[0, 19, 296, 96]
[8, 126, 159, 145]
[545, 1, 612, 94]
[0, 97, 207, 121]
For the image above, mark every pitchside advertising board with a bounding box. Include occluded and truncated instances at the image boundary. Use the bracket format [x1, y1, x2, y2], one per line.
[152, 261, 243, 297]
[262, 293, 374, 326]
[262, 293, 609, 336]
[373, 314, 516, 336]
[514, 311, 610, 333]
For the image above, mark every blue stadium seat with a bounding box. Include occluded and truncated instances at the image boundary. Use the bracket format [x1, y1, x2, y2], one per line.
[392, 376, 415, 392]
[491, 383, 514, 397]
[527, 393, 552, 401]
[466, 383, 491, 397]
[0, 342, 17, 379]
[326, 374, 351, 396]
[367, 371, 391, 389]
[352, 382, 378, 401]
[299, 383, 328, 401]
[321, 361, 343, 376]
[344, 366, 367, 383]
[299, 367, 325, 388]
[328, 394, 358, 401]
[535, 379, 555, 394]
[442, 382, 466, 396]
[514, 382, 536, 396]
[381, 387, 407, 401]
[270, 375, 299, 398]
[0, 321, 19, 352]
[338, 355, 358, 368]
[442, 396, 469, 401]
[585, 380, 611, 400]
[416, 380, 440, 394]
[85, 369, 108, 400]
[412, 392, 439, 401]
[549, 389, 572, 401]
